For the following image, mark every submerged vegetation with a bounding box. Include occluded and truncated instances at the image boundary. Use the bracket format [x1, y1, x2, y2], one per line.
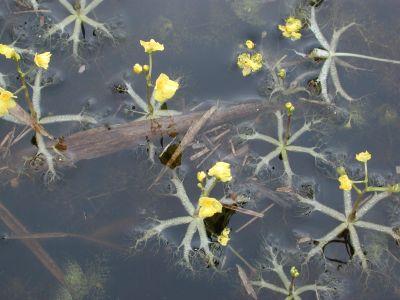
[0, 0, 400, 299]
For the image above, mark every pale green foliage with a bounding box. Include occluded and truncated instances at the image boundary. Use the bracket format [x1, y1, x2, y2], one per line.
[250, 244, 334, 299]
[296, 189, 400, 270]
[1, 70, 97, 182]
[300, 7, 400, 103]
[239, 111, 326, 186]
[45, 0, 114, 58]
[135, 171, 216, 267]
[56, 260, 108, 300]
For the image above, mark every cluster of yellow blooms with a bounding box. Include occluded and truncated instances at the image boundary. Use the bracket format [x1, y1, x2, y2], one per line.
[285, 102, 295, 114]
[236, 39, 263, 77]
[198, 197, 222, 218]
[208, 161, 233, 182]
[140, 39, 164, 53]
[0, 44, 52, 116]
[0, 44, 20, 61]
[338, 151, 371, 191]
[290, 266, 300, 278]
[245, 40, 255, 50]
[0, 87, 16, 116]
[237, 52, 263, 77]
[217, 227, 230, 246]
[277, 68, 286, 79]
[132, 39, 179, 104]
[197, 162, 232, 219]
[278, 17, 302, 40]
[34, 52, 52, 70]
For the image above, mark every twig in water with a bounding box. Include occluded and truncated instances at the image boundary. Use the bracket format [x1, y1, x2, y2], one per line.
[149, 105, 217, 189]
[235, 203, 275, 233]
[0, 201, 65, 285]
[237, 264, 258, 300]
[3, 232, 127, 253]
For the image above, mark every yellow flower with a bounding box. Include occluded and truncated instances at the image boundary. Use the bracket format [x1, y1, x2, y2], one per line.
[217, 227, 230, 246]
[133, 63, 143, 74]
[143, 64, 149, 72]
[0, 44, 20, 61]
[198, 197, 222, 218]
[0, 87, 17, 116]
[197, 171, 206, 182]
[237, 52, 263, 77]
[278, 17, 302, 40]
[154, 73, 179, 103]
[277, 68, 286, 79]
[285, 102, 295, 113]
[245, 40, 255, 49]
[34, 52, 52, 70]
[208, 161, 232, 182]
[338, 175, 352, 191]
[140, 39, 164, 53]
[355, 151, 371, 163]
[290, 266, 300, 278]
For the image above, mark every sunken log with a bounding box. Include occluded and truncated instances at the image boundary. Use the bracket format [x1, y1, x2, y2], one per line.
[7, 100, 273, 178]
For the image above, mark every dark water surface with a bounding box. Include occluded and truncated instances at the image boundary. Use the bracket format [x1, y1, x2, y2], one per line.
[0, 0, 400, 299]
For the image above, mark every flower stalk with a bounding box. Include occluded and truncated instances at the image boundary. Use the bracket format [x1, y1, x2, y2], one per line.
[338, 151, 400, 222]
[145, 53, 154, 115]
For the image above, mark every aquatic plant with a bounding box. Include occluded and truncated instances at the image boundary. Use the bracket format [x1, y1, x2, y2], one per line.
[278, 17, 303, 40]
[236, 40, 264, 77]
[124, 81, 181, 121]
[56, 259, 108, 300]
[128, 38, 180, 119]
[250, 244, 334, 299]
[45, 0, 113, 58]
[0, 46, 97, 182]
[135, 162, 232, 267]
[239, 105, 327, 186]
[298, 7, 400, 103]
[30, 0, 39, 10]
[295, 151, 400, 270]
[229, 0, 268, 26]
[126, 39, 181, 162]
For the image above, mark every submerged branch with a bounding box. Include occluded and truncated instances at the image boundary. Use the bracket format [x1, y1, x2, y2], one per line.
[0, 201, 65, 285]
[4, 101, 272, 181]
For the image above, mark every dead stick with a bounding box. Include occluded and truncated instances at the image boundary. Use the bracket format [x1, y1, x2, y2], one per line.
[235, 203, 275, 233]
[149, 106, 217, 189]
[4, 101, 273, 182]
[0, 201, 65, 285]
[3, 232, 127, 253]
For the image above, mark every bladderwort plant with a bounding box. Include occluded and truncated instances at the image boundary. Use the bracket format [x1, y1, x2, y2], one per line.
[0, 45, 97, 182]
[45, 0, 114, 58]
[250, 244, 335, 299]
[237, 39, 310, 101]
[239, 103, 327, 186]
[295, 151, 400, 270]
[127, 39, 181, 120]
[127, 39, 181, 162]
[135, 162, 232, 268]
[27, 0, 39, 10]
[297, 7, 400, 103]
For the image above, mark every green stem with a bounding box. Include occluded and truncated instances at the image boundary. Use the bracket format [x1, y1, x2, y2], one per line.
[288, 276, 295, 295]
[202, 177, 217, 197]
[284, 114, 292, 145]
[364, 162, 368, 190]
[146, 53, 154, 115]
[348, 192, 364, 222]
[352, 183, 363, 195]
[16, 62, 37, 120]
[366, 186, 390, 192]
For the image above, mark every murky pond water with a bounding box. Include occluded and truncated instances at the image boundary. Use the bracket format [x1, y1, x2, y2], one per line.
[0, 0, 400, 299]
